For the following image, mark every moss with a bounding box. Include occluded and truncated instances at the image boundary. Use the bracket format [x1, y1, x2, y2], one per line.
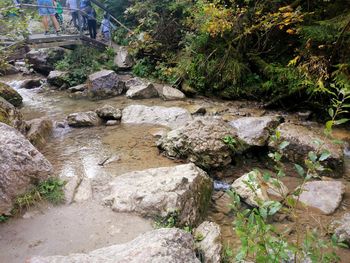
[0, 82, 23, 107]
[0, 109, 10, 125]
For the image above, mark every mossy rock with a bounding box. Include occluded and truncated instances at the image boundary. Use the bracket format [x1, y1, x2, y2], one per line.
[0, 82, 23, 107]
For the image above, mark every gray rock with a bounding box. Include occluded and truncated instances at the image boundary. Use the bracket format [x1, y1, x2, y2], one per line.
[269, 123, 344, 176]
[189, 105, 207, 116]
[157, 117, 248, 169]
[67, 111, 101, 127]
[229, 116, 282, 146]
[195, 221, 222, 263]
[47, 70, 68, 87]
[68, 84, 87, 93]
[95, 105, 122, 120]
[124, 77, 143, 91]
[331, 213, 350, 244]
[104, 163, 213, 226]
[106, 120, 119, 126]
[87, 70, 125, 99]
[231, 170, 289, 207]
[114, 46, 134, 69]
[0, 97, 26, 133]
[297, 180, 345, 215]
[0, 123, 52, 215]
[26, 117, 53, 149]
[74, 177, 92, 203]
[122, 105, 192, 129]
[126, 83, 158, 99]
[0, 82, 23, 107]
[18, 78, 43, 89]
[159, 85, 186, 101]
[28, 228, 200, 263]
[0, 64, 19, 75]
[25, 48, 65, 75]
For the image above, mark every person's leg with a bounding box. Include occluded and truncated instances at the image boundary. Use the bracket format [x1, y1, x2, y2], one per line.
[50, 15, 60, 32]
[72, 11, 78, 29]
[87, 20, 93, 38]
[42, 15, 49, 32]
[92, 20, 97, 39]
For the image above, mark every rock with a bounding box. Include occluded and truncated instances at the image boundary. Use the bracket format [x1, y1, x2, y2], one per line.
[126, 83, 158, 99]
[181, 82, 197, 97]
[331, 213, 350, 244]
[124, 77, 143, 91]
[269, 123, 344, 176]
[68, 84, 87, 93]
[104, 163, 213, 226]
[229, 116, 282, 146]
[0, 97, 26, 133]
[114, 46, 134, 69]
[189, 105, 207, 116]
[212, 192, 232, 215]
[87, 70, 125, 99]
[159, 85, 186, 101]
[69, 90, 88, 100]
[95, 105, 122, 120]
[0, 64, 19, 75]
[67, 111, 101, 127]
[74, 177, 92, 203]
[18, 78, 43, 89]
[47, 70, 68, 87]
[28, 228, 200, 263]
[195, 221, 222, 263]
[150, 127, 168, 139]
[157, 118, 248, 169]
[106, 120, 119, 126]
[25, 48, 65, 75]
[0, 123, 52, 215]
[26, 117, 53, 149]
[297, 180, 345, 215]
[0, 82, 23, 107]
[231, 170, 289, 207]
[122, 105, 192, 129]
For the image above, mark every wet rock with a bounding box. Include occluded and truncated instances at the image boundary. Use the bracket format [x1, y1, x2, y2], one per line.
[157, 118, 248, 169]
[0, 82, 23, 107]
[114, 46, 134, 69]
[69, 90, 88, 100]
[297, 180, 345, 215]
[25, 48, 65, 75]
[126, 82, 158, 99]
[18, 78, 43, 89]
[106, 120, 119, 126]
[269, 123, 344, 176]
[0, 97, 26, 133]
[159, 85, 186, 101]
[47, 70, 68, 88]
[68, 84, 87, 93]
[189, 105, 207, 116]
[0, 123, 52, 215]
[87, 70, 125, 99]
[26, 117, 53, 149]
[67, 111, 101, 127]
[95, 105, 122, 120]
[231, 170, 289, 207]
[28, 228, 200, 263]
[63, 174, 82, 204]
[229, 116, 282, 146]
[150, 127, 168, 139]
[195, 221, 222, 263]
[331, 213, 350, 244]
[104, 163, 213, 226]
[122, 105, 192, 129]
[74, 177, 92, 203]
[0, 64, 19, 75]
[212, 192, 232, 215]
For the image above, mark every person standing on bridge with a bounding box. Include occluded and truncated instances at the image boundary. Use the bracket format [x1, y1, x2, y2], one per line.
[37, 0, 61, 35]
[66, 0, 79, 30]
[85, 3, 97, 39]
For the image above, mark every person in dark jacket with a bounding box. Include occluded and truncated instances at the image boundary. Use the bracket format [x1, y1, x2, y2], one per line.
[85, 3, 97, 39]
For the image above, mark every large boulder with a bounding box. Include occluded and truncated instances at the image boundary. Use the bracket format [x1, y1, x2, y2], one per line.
[87, 70, 125, 99]
[28, 228, 200, 263]
[0, 123, 52, 215]
[67, 111, 101, 127]
[157, 118, 248, 169]
[124, 77, 143, 91]
[159, 85, 186, 101]
[104, 163, 213, 226]
[0, 82, 23, 107]
[195, 221, 222, 263]
[331, 213, 350, 244]
[26, 117, 53, 149]
[297, 180, 345, 215]
[47, 70, 68, 87]
[126, 82, 159, 99]
[121, 105, 192, 129]
[269, 123, 344, 176]
[114, 46, 134, 69]
[229, 116, 282, 146]
[0, 97, 26, 133]
[25, 48, 65, 75]
[231, 170, 289, 207]
[95, 105, 122, 121]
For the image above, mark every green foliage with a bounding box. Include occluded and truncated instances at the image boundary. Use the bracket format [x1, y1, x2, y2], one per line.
[132, 58, 154, 78]
[154, 210, 179, 228]
[0, 215, 9, 223]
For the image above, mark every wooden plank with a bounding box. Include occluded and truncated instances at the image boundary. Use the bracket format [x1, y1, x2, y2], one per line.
[29, 40, 82, 49]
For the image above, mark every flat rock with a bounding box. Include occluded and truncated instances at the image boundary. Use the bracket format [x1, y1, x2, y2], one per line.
[26, 117, 53, 149]
[47, 70, 68, 87]
[25, 48, 65, 75]
[28, 228, 200, 263]
[0, 123, 52, 214]
[95, 105, 122, 120]
[87, 70, 125, 99]
[67, 111, 101, 127]
[104, 163, 213, 226]
[231, 170, 289, 207]
[195, 221, 222, 263]
[126, 83, 158, 99]
[0, 82, 23, 107]
[331, 213, 350, 244]
[297, 180, 345, 215]
[159, 85, 186, 101]
[121, 105, 192, 129]
[229, 116, 282, 146]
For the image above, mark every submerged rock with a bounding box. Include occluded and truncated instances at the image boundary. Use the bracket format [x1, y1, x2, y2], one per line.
[26, 117, 53, 149]
[0, 97, 26, 133]
[0, 82, 23, 107]
[95, 105, 122, 120]
[157, 118, 248, 169]
[331, 213, 350, 244]
[159, 85, 186, 101]
[68, 84, 87, 93]
[47, 70, 68, 87]
[0, 123, 52, 215]
[67, 111, 101, 127]
[28, 228, 200, 263]
[126, 82, 158, 99]
[104, 163, 213, 226]
[231, 170, 289, 207]
[87, 70, 125, 99]
[122, 105, 192, 129]
[114, 46, 134, 69]
[25, 47, 65, 75]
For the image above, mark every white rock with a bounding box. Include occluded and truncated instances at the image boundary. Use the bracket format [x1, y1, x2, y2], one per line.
[126, 83, 159, 99]
[67, 111, 101, 127]
[159, 85, 186, 101]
